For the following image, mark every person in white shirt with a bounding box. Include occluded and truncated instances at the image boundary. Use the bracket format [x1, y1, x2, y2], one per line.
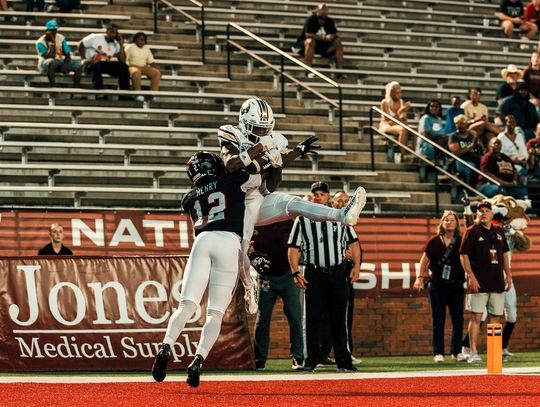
[497, 114, 529, 175]
[125, 32, 161, 101]
[78, 24, 131, 98]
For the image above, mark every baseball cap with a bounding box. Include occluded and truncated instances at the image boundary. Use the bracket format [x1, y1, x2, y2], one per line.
[311, 181, 329, 193]
[476, 200, 492, 211]
[45, 20, 59, 30]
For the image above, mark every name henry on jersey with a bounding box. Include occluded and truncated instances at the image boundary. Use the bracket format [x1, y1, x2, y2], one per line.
[195, 180, 218, 197]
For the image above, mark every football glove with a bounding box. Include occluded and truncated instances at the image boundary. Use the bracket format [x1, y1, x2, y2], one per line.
[248, 251, 271, 274]
[295, 136, 320, 158]
[265, 147, 283, 168]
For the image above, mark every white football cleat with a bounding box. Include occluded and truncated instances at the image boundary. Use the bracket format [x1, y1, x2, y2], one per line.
[244, 274, 259, 315]
[342, 186, 367, 226]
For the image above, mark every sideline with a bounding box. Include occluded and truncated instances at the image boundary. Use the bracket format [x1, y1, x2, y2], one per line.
[1, 367, 539, 383]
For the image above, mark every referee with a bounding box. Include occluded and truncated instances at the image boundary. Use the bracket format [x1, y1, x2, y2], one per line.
[287, 181, 360, 372]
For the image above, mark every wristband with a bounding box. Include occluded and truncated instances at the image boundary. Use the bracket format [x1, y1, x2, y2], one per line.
[292, 271, 300, 277]
[239, 150, 252, 167]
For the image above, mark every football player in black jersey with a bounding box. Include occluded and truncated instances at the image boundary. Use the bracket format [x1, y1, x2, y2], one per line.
[152, 151, 259, 388]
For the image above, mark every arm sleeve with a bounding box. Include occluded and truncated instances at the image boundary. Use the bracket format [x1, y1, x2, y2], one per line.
[146, 47, 155, 64]
[287, 217, 303, 248]
[345, 226, 359, 244]
[36, 42, 48, 57]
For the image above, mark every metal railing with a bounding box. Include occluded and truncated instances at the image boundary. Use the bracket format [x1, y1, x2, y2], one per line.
[369, 106, 499, 215]
[153, 0, 205, 63]
[225, 23, 344, 149]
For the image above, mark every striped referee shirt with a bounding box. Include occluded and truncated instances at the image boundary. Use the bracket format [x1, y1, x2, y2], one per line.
[287, 217, 358, 267]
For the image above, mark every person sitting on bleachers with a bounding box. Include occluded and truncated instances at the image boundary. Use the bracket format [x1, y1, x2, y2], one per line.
[292, 3, 344, 78]
[78, 24, 131, 99]
[416, 99, 449, 161]
[526, 123, 540, 183]
[448, 114, 482, 188]
[379, 81, 413, 158]
[26, 0, 45, 12]
[497, 64, 523, 105]
[524, 52, 540, 113]
[461, 88, 500, 146]
[444, 96, 465, 134]
[47, 0, 80, 13]
[499, 0, 537, 49]
[1, 0, 13, 13]
[477, 138, 528, 199]
[497, 115, 529, 177]
[497, 82, 539, 140]
[35, 20, 82, 88]
[125, 32, 161, 102]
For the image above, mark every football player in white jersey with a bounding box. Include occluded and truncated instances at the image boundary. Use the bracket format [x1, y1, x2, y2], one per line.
[218, 97, 367, 315]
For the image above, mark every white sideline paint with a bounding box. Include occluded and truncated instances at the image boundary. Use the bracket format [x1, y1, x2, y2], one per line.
[0, 367, 538, 383]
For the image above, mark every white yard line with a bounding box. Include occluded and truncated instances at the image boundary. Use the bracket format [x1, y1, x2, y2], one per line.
[0, 367, 539, 383]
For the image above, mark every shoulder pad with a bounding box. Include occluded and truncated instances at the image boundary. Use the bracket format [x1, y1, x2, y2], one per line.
[272, 132, 289, 149]
[218, 125, 241, 146]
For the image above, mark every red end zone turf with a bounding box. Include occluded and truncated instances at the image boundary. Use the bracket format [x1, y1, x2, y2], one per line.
[2, 375, 540, 406]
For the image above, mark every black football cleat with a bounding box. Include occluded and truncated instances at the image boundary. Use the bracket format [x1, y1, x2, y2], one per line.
[152, 343, 171, 382]
[186, 354, 204, 388]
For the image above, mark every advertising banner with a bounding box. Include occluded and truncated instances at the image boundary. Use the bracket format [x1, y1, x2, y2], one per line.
[1, 210, 539, 296]
[0, 256, 253, 372]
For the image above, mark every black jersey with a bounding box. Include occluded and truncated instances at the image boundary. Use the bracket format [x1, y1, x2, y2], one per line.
[181, 171, 251, 237]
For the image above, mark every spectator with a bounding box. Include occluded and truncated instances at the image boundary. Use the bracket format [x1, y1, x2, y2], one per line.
[477, 138, 528, 199]
[499, 0, 537, 48]
[333, 190, 363, 365]
[413, 210, 466, 363]
[526, 122, 540, 182]
[497, 82, 539, 140]
[523, 52, 540, 112]
[125, 32, 161, 102]
[448, 114, 482, 188]
[497, 115, 529, 176]
[444, 96, 465, 134]
[525, 0, 540, 31]
[35, 20, 83, 88]
[497, 64, 523, 105]
[416, 99, 449, 161]
[293, 3, 344, 78]
[459, 200, 512, 363]
[54, 0, 80, 13]
[251, 220, 304, 372]
[26, 0, 45, 11]
[38, 223, 73, 255]
[461, 88, 500, 145]
[78, 24, 131, 99]
[379, 81, 413, 158]
[288, 181, 360, 373]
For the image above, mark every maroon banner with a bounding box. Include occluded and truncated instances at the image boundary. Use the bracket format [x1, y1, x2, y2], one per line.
[1, 210, 539, 296]
[0, 256, 253, 372]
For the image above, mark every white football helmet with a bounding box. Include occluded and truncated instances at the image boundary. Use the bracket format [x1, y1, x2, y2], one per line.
[238, 97, 275, 143]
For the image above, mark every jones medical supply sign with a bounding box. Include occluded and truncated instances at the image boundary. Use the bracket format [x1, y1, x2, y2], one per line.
[0, 257, 253, 372]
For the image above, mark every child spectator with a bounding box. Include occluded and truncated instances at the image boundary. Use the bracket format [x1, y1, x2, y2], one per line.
[444, 96, 465, 134]
[461, 88, 500, 145]
[125, 32, 162, 102]
[448, 114, 482, 188]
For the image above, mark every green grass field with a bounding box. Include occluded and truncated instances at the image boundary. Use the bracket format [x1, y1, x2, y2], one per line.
[2, 353, 539, 377]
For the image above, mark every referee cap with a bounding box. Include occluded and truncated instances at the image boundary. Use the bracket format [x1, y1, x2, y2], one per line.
[311, 181, 329, 193]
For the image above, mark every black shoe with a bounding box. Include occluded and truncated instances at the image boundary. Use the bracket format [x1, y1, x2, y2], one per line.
[152, 343, 171, 382]
[337, 365, 358, 373]
[292, 357, 303, 370]
[302, 364, 316, 372]
[318, 357, 335, 366]
[186, 354, 204, 388]
[255, 360, 266, 371]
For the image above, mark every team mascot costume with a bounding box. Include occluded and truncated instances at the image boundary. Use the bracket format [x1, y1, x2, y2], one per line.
[462, 193, 532, 359]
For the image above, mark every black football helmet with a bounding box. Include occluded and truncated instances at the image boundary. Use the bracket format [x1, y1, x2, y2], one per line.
[187, 151, 224, 185]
